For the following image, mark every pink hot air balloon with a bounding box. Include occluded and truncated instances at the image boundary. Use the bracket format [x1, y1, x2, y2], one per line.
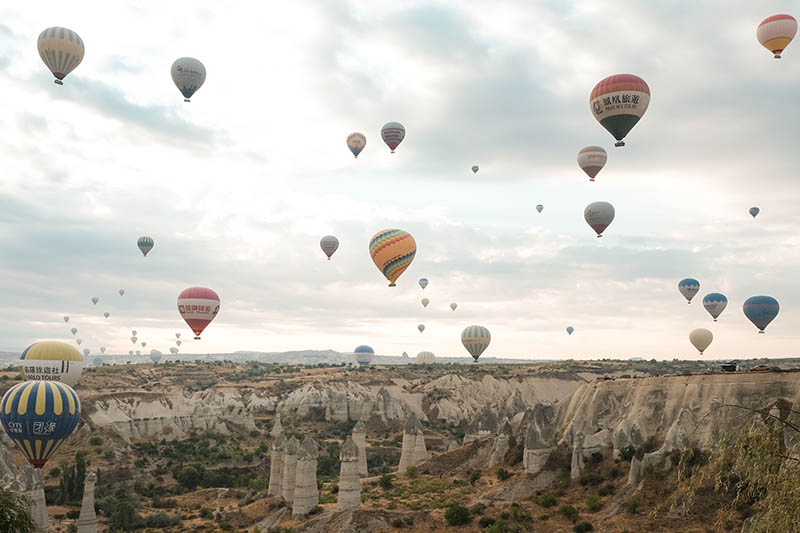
[177, 287, 220, 340]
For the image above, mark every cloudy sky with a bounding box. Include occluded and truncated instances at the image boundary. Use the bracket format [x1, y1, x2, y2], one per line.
[1, 1, 799, 360]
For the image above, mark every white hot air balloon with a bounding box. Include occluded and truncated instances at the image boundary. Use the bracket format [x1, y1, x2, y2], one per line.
[577, 146, 607, 181]
[418, 278, 429, 290]
[689, 328, 713, 355]
[149, 350, 162, 364]
[450, 302, 457, 311]
[417, 324, 425, 333]
[171, 57, 206, 102]
[320, 235, 339, 260]
[141, 342, 147, 348]
[757, 14, 798, 59]
[416, 351, 436, 364]
[346, 132, 366, 158]
[381, 122, 405, 153]
[421, 298, 429, 308]
[584, 201, 615, 237]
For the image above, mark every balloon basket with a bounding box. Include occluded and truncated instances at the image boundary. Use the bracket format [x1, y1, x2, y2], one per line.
[390, 150, 395, 154]
[774, 54, 781, 59]
[589, 178, 595, 182]
[389, 283, 396, 287]
[758, 331, 764, 334]
[54, 79, 63, 85]
[184, 98, 191, 102]
[615, 141, 625, 147]
[194, 336, 201, 340]
[327, 257, 331, 260]
[597, 235, 602, 238]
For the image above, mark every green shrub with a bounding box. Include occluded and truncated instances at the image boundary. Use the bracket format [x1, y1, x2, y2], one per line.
[588, 452, 604, 464]
[537, 492, 557, 508]
[470, 502, 487, 515]
[574, 521, 594, 533]
[579, 472, 604, 486]
[89, 436, 103, 446]
[619, 446, 636, 461]
[496, 468, 512, 481]
[597, 483, 615, 497]
[66, 510, 80, 519]
[625, 498, 640, 514]
[444, 503, 471, 526]
[559, 504, 579, 523]
[379, 474, 393, 490]
[405, 466, 418, 478]
[585, 494, 602, 512]
[469, 470, 482, 485]
[479, 516, 495, 527]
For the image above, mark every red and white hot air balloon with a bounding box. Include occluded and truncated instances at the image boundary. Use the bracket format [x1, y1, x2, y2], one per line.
[177, 287, 220, 340]
[758, 14, 797, 59]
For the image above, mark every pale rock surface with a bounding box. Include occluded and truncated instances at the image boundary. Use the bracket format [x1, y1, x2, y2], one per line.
[293, 437, 319, 515]
[77, 472, 98, 533]
[268, 433, 286, 497]
[398, 413, 428, 473]
[522, 404, 556, 475]
[281, 436, 299, 504]
[27, 468, 48, 531]
[351, 420, 368, 476]
[270, 414, 283, 438]
[337, 437, 361, 511]
[489, 421, 512, 468]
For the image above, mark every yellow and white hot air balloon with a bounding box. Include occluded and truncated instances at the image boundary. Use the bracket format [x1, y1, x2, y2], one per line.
[37, 27, 84, 85]
[758, 14, 797, 59]
[20, 341, 83, 387]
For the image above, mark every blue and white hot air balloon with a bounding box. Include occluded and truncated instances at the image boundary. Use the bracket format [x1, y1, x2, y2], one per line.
[678, 278, 700, 304]
[702, 293, 728, 322]
[461, 325, 491, 363]
[137, 236, 154, 257]
[743, 296, 779, 333]
[749, 207, 760, 218]
[171, 57, 206, 102]
[354, 345, 374, 366]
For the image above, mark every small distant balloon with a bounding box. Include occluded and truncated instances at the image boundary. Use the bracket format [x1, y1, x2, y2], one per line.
[149, 350, 162, 364]
[536, 204, 544, 213]
[689, 328, 713, 355]
[421, 298, 429, 308]
[566, 326, 574, 335]
[103, 312, 110, 318]
[91, 297, 99, 305]
[171, 57, 206, 102]
[82, 348, 90, 357]
[128, 350, 134, 356]
[381, 122, 405, 153]
[176, 340, 182, 346]
[416, 351, 435, 364]
[678, 278, 700, 304]
[131, 336, 138, 344]
[354, 345, 374, 366]
[749, 207, 760, 218]
[141, 342, 147, 348]
[419, 278, 429, 290]
[76, 338, 82, 345]
[757, 14, 797, 58]
[347, 132, 366, 158]
[175, 333, 181, 339]
[135, 350, 141, 356]
[471, 165, 479, 174]
[63, 316, 69, 323]
[119, 289, 125, 296]
[369, 229, 416, 287]
[743, 295, 779, 333]
[450, 302, 457, 311]
[584, 201, 615, 237]
[320, 235, 339, 260]
[100, 347, 106, 354]
[137, 236, 154, 257]
[462, 325, 491, 363]
[70, 328, 78, 335]
[131, 330, 137, 336]
[590, 74, 650, 147]
[418, 324, 425, 333]
[37, 27, 84, 85]
[170, 347, 178, 354]
[577, 146, 607, 181]
[702, 293, 728, 322]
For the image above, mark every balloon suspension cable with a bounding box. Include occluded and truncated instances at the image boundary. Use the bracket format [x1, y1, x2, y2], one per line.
[615, 141, 625, 147]
[54, 79, 63, 85]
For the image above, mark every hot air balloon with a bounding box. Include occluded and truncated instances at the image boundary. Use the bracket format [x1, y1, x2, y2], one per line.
[749, 207, 760, 218]
[175, 333, 181, 339]
[743, 296, 779, 333]
[421, 298, 429, 308]
[590, 74, 650, 147]
[347, 133, 366, 158]
[170, 347, 178, 354]
[100, 347, 106, 354]
[678, 278, 700, 304]
[141, 342, 147, 348]
[0, 381, 81, 469]
[416, 351, 435, 364]
[354, 345, 374, 366]
[149, 350, 162, 364]
[171, 57, 206, 102]
[135, 350, 141, 356]
[119, 289, 125, 296]
[132, 330, 137, 336]
[177, 287, 220, 339]
[37, 27, 84, 85]
[91, 297, 99, 305]
[419, 278, 429, 290]
[369, 229, 416, 287]
[137, 236, 154, 257]
[128, 350, 134, 356]
[689, 328, 713, 355]
[450, 303, 457, 311]
[20, 341, 83, 387]
[402, 352, 409, 358]
[320, 235, 339, 260]
[536, 204, 544, 213]
[566, 326, 574, 335]
[63, 316, 69, 323]
[176, 340, 182, 346]
[462, 325, 491, 363]
[131, 336, 137, 344]
[70, 328, 78, 335]
[76, 338, 82, 345]
[418, 324, 425, 333]
[584, 202, 615, 237]
[381, 122, 405, 153]
[103, 312, 110, 318]
[472, 165, 479, 174]
[82, 348, 90, 357]
[757, 14, 797, 58]
[702, 293, 728, 322]
[577, 146, 607, 181]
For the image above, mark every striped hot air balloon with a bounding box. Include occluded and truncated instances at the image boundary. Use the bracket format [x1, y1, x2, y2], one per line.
[369, 229, 416, 287]
[702, 293, 728, 321]
[347, 133, 366, 158]
[461, 325, 491, 363]
[381, 122, 405, 153]
[137, 236, 154, 257]
[757, 14, 797, 59]
[320, 235, 339, 260]
[171, 57, 206, 102]
[354, 345, 374, 366]
[577, 146, 607, 181]
[584, 201, 615, 237]
[20, 341, 83, 387]
[177, 287, 220, 339]
[37, 27, 84, 85]
[0, 380, 81, 469]
[590, 74, 650, 147]
[416, 351, 435, 364]
[743, 296, 779, 333]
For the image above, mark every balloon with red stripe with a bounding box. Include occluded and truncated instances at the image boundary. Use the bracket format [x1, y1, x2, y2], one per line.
[177, 287, 220, 339]
[589, 74, 650, 147]
[757, 14, 797, 59]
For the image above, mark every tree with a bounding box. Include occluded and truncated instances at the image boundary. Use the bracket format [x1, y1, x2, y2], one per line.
[176, 465, 202, 490]
[110, 495, 140, 531]
[0, 488, 35, 533]
[444, 503, 470, 525]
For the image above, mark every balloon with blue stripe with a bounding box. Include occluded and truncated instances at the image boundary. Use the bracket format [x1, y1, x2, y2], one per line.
[354, 345, 374, 366]
[678, 278, 700, 304]
[743, 296, 779, 333]
[0, 381, 81, 469]
[461, 325, 491, 363]
[702, 293, 728, 321]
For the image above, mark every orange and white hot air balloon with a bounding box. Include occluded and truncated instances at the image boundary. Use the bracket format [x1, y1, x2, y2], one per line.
[589, 74, 650, 147]
[577, 146, 607, 181]
[757, 14, 797, 59]
[177, 287, 220, 339]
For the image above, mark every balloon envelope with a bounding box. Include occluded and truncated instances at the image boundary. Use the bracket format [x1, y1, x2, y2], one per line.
[171, 57, 206, 101]
[369, 229, 416, 287]
[471, 165, 479, 174]
[100, 347, 106, 354]
[419, 278, 428, 289]
[131, 330, 137, 336]
[679, 278, 700, 304]
[450, 302, 457, 311]
[70, 328, 77, 335]
[141, 342, 147, 348]
[20, 341, 83, 387]
[418, 324, 425, 333]
[757, 14, 797, 58]
[103, 312, 110, 318]
[421, 298, 429, 308]
[354, 345, 374, 366]
[749, 207, 760, 218]
[589, 74, 650, 146]
[75, 339, 82, 345]
[566, 326, 574, 335]
[63, 316, 69, 323]
[0, 381, 81, 469]
[462, 326, 491, 362]
[149, 350, 162, 364]
[37, 27, 84, 85]
[584, 202, 615, 237]
[131, 337, 137, 344]
[320, 235, 339, 260]
[91, 297, 99, 305]
[176, 340, 182, 346]
[347, 132, 366, 158]
[175, 333, 181, 339]
[416, 351, 435, 364]
[82, 348, 90, 357]
[536, 204, 544, 213]
[381, 122, 405, 153]
[137, 236, 154, 257]
[577, 146, 608, 181]
[702, 293, 728, 321]
[743, 296, 779, 333]
[689, 328, 713, 354]
[177, 287, 220, 339]
[119, 289, 125, 296]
